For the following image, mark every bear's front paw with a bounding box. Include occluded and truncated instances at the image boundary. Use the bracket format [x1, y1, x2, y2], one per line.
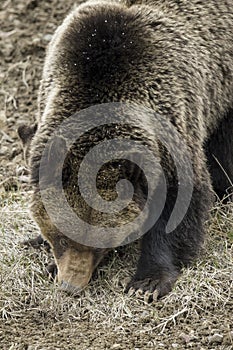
[21, 234, 50, 251]
[125, 273, 178, 302]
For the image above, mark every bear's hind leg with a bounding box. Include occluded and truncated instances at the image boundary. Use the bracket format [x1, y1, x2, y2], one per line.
[205, 109, 233, 200]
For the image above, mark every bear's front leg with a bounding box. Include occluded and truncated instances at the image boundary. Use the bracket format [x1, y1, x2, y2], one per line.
[126, 181, 213, 302]
[125, 219, 181, 302]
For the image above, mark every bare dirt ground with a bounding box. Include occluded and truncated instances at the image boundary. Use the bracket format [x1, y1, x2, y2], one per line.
[0, 0, 233, 349]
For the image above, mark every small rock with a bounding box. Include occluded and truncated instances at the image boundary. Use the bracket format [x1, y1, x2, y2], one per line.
[112, 344, 121, 349]
[43, 34, 53, 42]
[208, 333, 223, 344]
[0, 146, 8, 156]
[172, 344, 179, 348]
[180, 333, 191, 344]
[13, 19, 21, 26]
[223, 331, 233, 345]
[32, 37, 41, 44]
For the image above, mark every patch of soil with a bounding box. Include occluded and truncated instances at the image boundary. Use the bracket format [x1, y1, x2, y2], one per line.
[0, 0, 82, 191]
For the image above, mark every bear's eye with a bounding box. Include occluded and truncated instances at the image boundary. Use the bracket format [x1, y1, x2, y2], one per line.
[60, 238, 68, 248]
[94, 248, 103, 254]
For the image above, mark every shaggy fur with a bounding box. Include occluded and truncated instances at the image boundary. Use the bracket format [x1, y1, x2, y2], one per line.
[25, 0, 233, 299]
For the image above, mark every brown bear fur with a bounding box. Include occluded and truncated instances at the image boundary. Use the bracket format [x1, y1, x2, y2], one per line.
[25, 0, 233, 299]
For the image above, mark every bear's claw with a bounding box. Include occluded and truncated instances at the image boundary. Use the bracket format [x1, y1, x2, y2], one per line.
[21, 234, 50, 251]
[125, 274, 178, 302]
[126, 278, 160, 302]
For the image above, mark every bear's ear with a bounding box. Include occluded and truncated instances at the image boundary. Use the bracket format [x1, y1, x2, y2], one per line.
[17, 123, 38, 145]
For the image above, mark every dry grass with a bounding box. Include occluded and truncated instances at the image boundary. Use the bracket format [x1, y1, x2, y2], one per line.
[0, 189, 232, 349]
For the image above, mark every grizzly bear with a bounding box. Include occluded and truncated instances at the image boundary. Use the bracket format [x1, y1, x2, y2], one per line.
[22, 0, 233, 300]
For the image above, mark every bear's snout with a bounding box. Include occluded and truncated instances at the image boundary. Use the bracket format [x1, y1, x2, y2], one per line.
[56, 248, 94, 292]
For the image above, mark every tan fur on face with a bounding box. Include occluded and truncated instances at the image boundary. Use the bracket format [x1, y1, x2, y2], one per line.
[56, 248, 94, 290]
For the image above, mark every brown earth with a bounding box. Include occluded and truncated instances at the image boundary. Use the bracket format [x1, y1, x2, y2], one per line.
[0, 0, 232, 349]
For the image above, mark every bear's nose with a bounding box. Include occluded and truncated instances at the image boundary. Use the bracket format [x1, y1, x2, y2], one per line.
[59, 280, 82, 295]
